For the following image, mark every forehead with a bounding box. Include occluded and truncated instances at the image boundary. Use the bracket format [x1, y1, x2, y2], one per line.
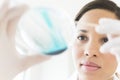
[77, 9, 118, 25]
[75, 9, 118, 35]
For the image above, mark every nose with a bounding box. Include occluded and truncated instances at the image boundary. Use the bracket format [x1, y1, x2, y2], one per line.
[84, 50, 97, 57]
[84, 41, 100, 57]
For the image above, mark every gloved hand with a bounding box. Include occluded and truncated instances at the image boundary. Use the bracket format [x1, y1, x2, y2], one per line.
[0, 0, 51, 80]
[95, 18, 120, 61]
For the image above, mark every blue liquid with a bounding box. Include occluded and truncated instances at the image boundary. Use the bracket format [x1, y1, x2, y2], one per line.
[18, 7, 68, 55]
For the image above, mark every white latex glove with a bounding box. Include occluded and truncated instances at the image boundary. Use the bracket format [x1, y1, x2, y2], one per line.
[95, 18, 120, 61]
[0, 0, 51, 80]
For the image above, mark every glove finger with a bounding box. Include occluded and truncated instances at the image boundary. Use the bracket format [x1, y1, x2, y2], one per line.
[0, 0, 9, 20]
[6, 5, 28, 42]
[95, 18, 120, 34]
[100, 37, 120, 53]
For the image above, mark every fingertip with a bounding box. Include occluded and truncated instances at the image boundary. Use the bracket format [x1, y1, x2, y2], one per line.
[99, 18, 120, 26]
[95, 26, 100, 33]
[95, 25, 105, 34]
[110, 48, 120, 55]
[99, 18, 113, 24]
[100, 46, 107, 53]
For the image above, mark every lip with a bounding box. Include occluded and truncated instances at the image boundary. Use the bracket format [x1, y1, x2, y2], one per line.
[80, 61, 101, 71]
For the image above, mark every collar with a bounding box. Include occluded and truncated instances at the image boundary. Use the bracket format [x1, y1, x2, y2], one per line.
[69, 72, 120, 80]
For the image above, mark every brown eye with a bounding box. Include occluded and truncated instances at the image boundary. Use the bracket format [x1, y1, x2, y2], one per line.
[101, 37, 108, 44]
[77, 35, 88, 41]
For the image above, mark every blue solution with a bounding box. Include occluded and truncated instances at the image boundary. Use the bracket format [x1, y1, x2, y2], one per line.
[39, 8, 67, 55]
[18, 7, 68, 55]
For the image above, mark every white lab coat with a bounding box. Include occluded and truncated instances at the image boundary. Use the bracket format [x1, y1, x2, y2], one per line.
[69, 71, 120, 80]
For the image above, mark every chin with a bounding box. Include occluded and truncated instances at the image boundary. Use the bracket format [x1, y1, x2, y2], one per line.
[78, 75, 103, 80]
[78, 70, 103, 80]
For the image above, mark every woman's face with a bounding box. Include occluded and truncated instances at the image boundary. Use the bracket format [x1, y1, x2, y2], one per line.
[72, 9, 118, 80]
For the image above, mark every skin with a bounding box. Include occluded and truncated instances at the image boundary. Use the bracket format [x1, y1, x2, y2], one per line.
[72, 9, 118, 80]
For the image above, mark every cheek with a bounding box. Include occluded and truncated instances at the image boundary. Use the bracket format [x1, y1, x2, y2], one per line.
[102, 54, 118, 74]
[72, 43, 84, 68]
[72, 42, 84, 60]
[103, 54, 117, 65]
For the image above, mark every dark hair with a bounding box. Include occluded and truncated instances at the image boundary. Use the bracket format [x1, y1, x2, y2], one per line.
[75, 0, 120, 22]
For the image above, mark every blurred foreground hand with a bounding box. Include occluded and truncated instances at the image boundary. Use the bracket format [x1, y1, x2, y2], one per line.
[96, 18, 120, 62]
[0, 0, 51, 80]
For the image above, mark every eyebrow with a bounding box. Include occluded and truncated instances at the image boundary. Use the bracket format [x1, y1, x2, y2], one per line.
[78, 23, 98, 27]
[79, 29, 88, 33]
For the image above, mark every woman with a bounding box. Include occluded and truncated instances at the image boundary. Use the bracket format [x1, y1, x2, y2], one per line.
[70, 0, 120, 80]
[1, 0, 120, 80]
